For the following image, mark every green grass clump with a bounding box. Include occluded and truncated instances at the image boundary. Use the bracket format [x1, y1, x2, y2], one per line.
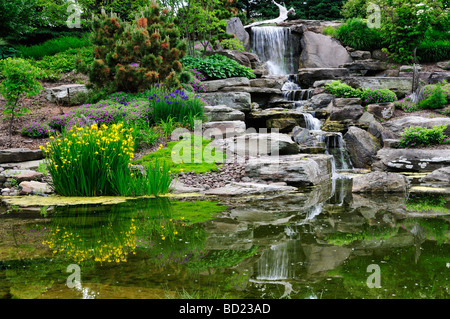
[31, 46, 94, 80]
[135, 135, 225, 174]
[335, 18, 384, 51]
[17, 35, 91, 60]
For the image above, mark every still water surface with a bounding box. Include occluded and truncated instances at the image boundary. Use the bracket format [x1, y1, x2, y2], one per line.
[0, 179, 449, 299]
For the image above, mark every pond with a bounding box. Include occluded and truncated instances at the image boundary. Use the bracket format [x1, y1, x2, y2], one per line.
[0, 179, 449, 299]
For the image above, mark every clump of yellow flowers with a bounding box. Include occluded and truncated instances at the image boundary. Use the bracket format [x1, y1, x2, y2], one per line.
[41, 123, 136, 196]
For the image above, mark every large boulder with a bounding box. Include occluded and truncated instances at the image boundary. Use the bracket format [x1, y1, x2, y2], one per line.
[308, 93, 335, 109]
[383, 116, 450, 138]
[204, 105, 245, 122]
[326, 99, 364, 121]
[200, 92, 252, 112]
[352, 172, 409, 193]
[344, 126, 381, 169]
[357, 112, 396, 143]
[46, 84, 88, 105]
[226, 17, 251, 51]
[298, 68, 349, 87]
[300, 31, 353, 68]
[366, 103, 395, 120]
[340, 77, 413, 99]
[420, 167, 450, 184]
[245, 154, 333, 186]
[203, 121, 246, 139]
[250, 76, 287, 89]
[217, 132, 300, 157]
[248, 108, 307, 131]
[373, 148, 450, 172]
[0, 169, 43, 183]
[340, 59, 388, 75]
[399, 70, 450, 85]
[19, 181, 53, 195]
[0, 148, 43, 164]
[202, 77, 250, 92]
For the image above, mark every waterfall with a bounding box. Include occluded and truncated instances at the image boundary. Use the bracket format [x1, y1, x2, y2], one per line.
[282, 75, 314, 109]
[303, 113, 321, 131]
[322, 133, 353, 171]
[251, 26, 296, 75]
[300, 112, 354, 173]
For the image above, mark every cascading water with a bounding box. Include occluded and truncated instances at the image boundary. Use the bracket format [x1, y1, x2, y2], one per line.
[322, 133, 353, 171]
[251, 24, 354, 178]
[303, 112, 322, 131]
[251, 26, 296, 75]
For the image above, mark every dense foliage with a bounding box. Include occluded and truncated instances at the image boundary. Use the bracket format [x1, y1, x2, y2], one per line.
[335, 18, 384, 51]
[181, 54, 255, 80]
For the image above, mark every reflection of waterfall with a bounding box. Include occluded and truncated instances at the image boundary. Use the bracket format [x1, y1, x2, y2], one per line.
[251, 26, 296, 75]
[256, 240, 298, 280]
[305, 203, 323, 221]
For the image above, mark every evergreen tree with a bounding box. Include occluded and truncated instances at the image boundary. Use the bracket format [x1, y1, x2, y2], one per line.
[89, 0, 188, 92]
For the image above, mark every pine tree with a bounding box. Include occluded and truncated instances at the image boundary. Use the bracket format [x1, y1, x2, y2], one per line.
[89, 0, 188, 93]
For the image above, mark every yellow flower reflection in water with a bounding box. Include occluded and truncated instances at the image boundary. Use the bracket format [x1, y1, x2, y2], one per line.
[42, 213, 137, 264]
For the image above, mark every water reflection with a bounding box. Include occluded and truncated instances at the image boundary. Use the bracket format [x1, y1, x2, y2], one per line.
[0, 182, 449, 299]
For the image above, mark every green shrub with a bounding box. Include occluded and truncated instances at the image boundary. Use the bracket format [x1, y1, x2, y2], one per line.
[180, 54, 255, 80]
[394, 97, 423, 113]
[324, 80, 361, 98]
[335, 18, 384, 51]
[220, 38, 245, 52]
[32, 46, 94, 76]
[419, 83, 448, 109]
[135, 135, 225, 174]
[396, 125, 449, 148]
[360, 88, 398, 105]
[125, 119, 161, 151]
[17, 35, 91, 60]
[325, 80, 397, 105]
[417, 39, 450, 63]
[322, 26, 338, 37]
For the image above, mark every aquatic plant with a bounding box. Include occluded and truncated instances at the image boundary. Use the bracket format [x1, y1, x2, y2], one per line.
[42, 122, 174, 196]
